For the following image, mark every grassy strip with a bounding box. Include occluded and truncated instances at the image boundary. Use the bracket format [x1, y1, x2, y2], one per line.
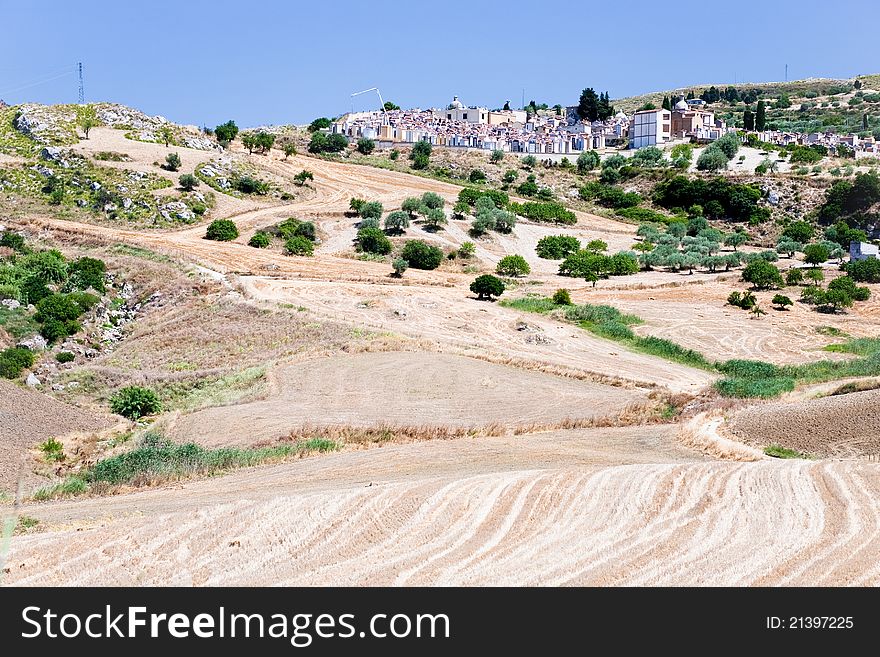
[501, 297, 712, 370]
[764, 444, 811, 459]
[502, 295, 880, 398]
[32, 435, 339, 500]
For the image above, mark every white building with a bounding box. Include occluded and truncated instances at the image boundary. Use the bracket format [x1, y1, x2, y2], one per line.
[436, 96, 489, 124]
[850, 241, 879, 261]
[629, 109, 671, 149]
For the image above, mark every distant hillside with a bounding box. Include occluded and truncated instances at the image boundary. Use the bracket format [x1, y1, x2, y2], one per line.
[613, 74, 880, 137]
[613, 75, 875, 112]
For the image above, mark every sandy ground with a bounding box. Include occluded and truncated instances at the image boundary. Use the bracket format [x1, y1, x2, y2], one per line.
[0, 380, 107, 494]
[728, 389, 880, 458]
[5, 430, 880, 584]
[168, 352, 648, 446]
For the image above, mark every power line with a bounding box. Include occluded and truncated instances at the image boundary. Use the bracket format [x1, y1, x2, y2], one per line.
[78, 62, 84, 103]
[0, 65, 76, 98]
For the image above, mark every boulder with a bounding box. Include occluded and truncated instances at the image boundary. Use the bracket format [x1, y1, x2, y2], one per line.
[1, 298, 20, 310]
[17, 334, 48, 351]
[25, 373, 41, 387]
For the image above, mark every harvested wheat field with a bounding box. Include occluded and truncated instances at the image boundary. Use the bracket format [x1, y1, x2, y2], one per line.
[728, 389, 880, 458]
[0, 380, 108, 493]
[168, 352, 649, 447]
[6, 442, 880, 585]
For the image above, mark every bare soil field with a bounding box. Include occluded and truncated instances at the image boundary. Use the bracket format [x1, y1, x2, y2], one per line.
[6, 439, 879, 584]
[168, 352, 649, 446]
[586, 278, 880, 365]
[0, 380, 108, 494]
[727, 389, 880, 458]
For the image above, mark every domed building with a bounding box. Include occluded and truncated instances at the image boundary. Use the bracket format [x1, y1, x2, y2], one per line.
[439, 96, 489, 124]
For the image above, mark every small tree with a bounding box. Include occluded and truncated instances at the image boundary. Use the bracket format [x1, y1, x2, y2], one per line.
[724, 231, 749, 251]
[157, 125, 174, 147]
[410, 141, 432, 169]
[214, 120, 239, 144]
[741, 259, 783, 290]
[806, 268, 825, 286]
[283, 141, 297, 159]
[401, 197, 423, 217]
[786, 268, 804, 286]
[750, 304, 767, 319]
[803, 243, 830, 267]
[502, 169, 518, 184]
[470, 274, 505, 300]
[469, 169, 487, 183]
[496, 254, 530, 277]
[490, 149, 504, 164]
[585, 239, 608, 253]
[384, 211, 410, 234]
[391, 257, 408, 277]
[359, 201, 383, 221]
[357, 138, 375, 155]
[422, 207, 447, 231]
[164, 152, 181, 171]
[521, 155, 537, 169]
[294, 170, 314, 186]
[78, 105, 98, 139]
[178, 173, 198, 191]
[421, 192, 445, 210]
[772, 294, 793, 310]
[205, 219, 238, 241]
[776, 239, 802, 258]
[110, 386, 161, 420]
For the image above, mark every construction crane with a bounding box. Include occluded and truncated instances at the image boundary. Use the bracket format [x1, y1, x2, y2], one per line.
[351, 87, 388, 119]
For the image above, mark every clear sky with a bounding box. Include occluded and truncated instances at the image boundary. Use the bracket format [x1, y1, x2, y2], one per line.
[1, 0, 878, 128]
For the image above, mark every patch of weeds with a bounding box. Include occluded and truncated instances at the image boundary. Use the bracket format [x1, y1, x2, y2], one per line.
[38, 437, 65, 462]
[764, 444, 811, 459]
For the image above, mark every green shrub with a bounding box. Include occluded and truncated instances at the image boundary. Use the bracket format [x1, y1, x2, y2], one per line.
[356, 227, 392, 255]
[392, 257, 408, 277]
[496, 254, 530, 277]
[110, 386, 162, 420]
[400, 240, 443, 270]
[469, 169, 487, 183]
[39, 437, 65, 462]
[66, 257, 106, 293]
[205, 219, 239, 241]
[55, 350, 75, 363]
[178, 173, 199, 191]
[0, 231, 27, 253]
[357, 137, 375, 155]
[285, 236, 314, 256]
[552, 289, 572, 305]
[248, 232, 271, 248]
[384, 211, 410, 234]
[234, 176, 269, 195]
[0, 346, 35, 379]
[164, 153, 181, 171]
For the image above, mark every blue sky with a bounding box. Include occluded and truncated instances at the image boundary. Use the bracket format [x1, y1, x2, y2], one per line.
[1, 0, 878, 128]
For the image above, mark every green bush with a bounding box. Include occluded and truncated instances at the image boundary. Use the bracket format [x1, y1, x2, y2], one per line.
[234, 176, 269, 195]
[0, 346, 35, 379]
[391, 257, 408, 277]
[67, 256, 106, 293]
[496, 254, 531, 277]
[552, 289, 572, 305]
[55, 350, 75, 363]
[469, 169, 487, 183]
[164, 152, 181, 172]
[248, 232, 271, 248]
[400, 240, 443, 270]
[847, 258, 880, 283]
[356, 227, 392, 255]
[470, 274, 505, 300]
[110, 386, 162, 420]
[384, 211, 410, 234]
[285, 236, 314, 256]
[0, 231, 27, 253]
[205, 219, 239, 241]
[357, 137, 375, 155]
[509, 201, 576, 225]
[178, 173, 199, 191]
